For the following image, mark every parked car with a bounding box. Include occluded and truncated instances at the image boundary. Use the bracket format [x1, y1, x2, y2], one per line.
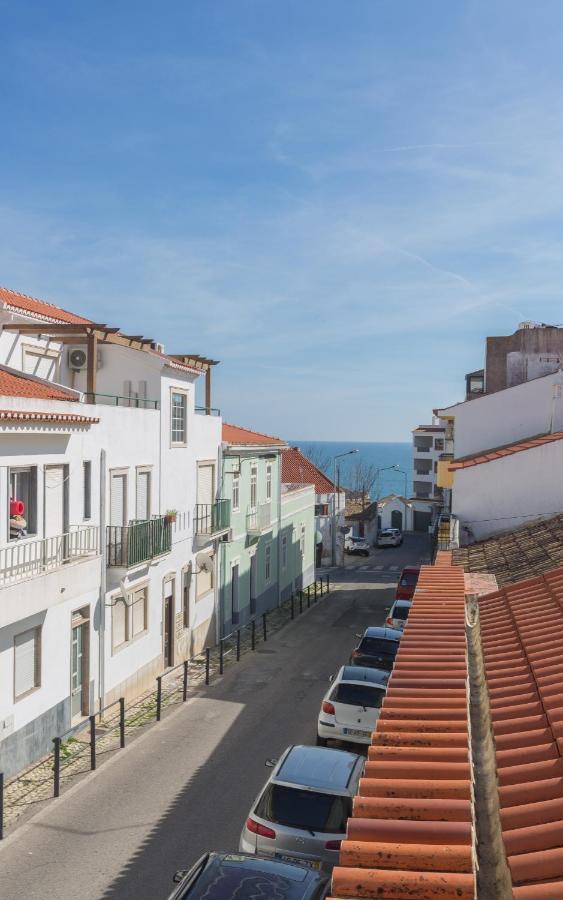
[376, 528, 403, 547]
[395, 566, 420, 600]
[317, 665, 389, 746]
[349, 626, 402, 671]
[344, 535, 370, 557]
[385, 598, 412, 631]
[167, 851, 330, 899]
[239, 744, 364, 873]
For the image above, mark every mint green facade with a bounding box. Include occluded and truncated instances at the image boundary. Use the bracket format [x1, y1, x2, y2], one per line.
[219, 444, 315, 637]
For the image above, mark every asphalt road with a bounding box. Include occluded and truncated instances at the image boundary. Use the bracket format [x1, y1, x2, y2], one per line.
[0, 535, 428, 900]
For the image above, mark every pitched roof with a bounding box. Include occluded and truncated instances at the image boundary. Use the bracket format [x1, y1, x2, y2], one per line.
[0, 368, 78, 401]
[281, 447, 337, 493]
[0, 410, 98, 425]
[453, 514, 563, 588]
[479, 567, 563, 897]
[222, 422, 286, 447]
[450, 430, 563, 470]
[0, 286, 91, 325]
[331, 552, 475, 900]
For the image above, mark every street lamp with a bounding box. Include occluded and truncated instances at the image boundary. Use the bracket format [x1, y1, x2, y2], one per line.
[332, 449, 358, 566]
[392, 466, 409, 532]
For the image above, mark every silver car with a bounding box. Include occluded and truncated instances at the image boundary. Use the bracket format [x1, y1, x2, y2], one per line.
[239, 744, 364, 873]
[377, 528, 402, 547]
[386, 598, 412, 631]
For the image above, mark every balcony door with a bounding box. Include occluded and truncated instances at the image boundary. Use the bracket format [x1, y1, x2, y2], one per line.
[163, 578, 174, 668]
[71, 609, 89, 720]
[44, 465, 67, 568]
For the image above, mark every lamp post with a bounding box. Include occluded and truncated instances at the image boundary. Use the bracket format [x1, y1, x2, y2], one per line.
[392, 466, 409, 532]
[332, 449, 358, 566]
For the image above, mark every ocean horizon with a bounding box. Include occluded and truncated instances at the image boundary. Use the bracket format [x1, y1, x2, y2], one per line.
[290, 440, 412, 499]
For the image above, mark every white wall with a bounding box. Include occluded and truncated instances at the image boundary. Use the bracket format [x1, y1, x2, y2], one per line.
[452, 440, 563, 540]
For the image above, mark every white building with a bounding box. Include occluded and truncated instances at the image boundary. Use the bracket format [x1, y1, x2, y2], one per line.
[411, 424, 445, 502]
[0, 287, 223, 779]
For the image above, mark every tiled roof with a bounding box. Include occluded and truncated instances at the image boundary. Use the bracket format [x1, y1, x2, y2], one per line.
[222, 422, 286, 447]
[0, 368, 77, 401]
[450, 431, 563, 470]
[453, 514, 563, 588]
[413, 425, 446, 432]
[330, 552, 475, 899]
[0, 286, 91, 324]
[281, 448, 337, 493]
[479, 567, 563, 897]
[0, 410, 98, 425]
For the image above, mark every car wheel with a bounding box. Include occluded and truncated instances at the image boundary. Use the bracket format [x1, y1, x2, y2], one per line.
[362, 551, 369, 557]
[316, 735, 328, 747]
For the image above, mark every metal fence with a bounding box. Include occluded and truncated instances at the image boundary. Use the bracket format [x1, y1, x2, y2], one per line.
[194, 499, 231, 536]
[106, 517, 172, 567]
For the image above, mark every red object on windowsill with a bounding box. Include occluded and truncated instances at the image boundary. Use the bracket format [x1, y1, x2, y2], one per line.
[10, 499, 25, 516]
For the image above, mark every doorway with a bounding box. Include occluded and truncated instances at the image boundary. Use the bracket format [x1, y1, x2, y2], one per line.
[163, 579, 174, 668]
[231, 563, 240, 625]
[391, 509, 403, 530]
[249, 555, 257, 616]
[71, 610, 89, 719]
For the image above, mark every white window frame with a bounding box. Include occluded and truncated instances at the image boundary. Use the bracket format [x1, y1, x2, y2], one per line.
[266, 464, 272, 502]
[13, 626, 41, 701]
[250, 466, 258, 510]
[232, 475, 240, 512]
[170, 389, 188, 446]
[9, 465, 38, 539]
[265, 543, 272, 582]
[135, 466, 152, 522]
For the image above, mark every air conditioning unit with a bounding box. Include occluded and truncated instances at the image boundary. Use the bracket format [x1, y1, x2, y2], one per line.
[68, 348, 87, 371]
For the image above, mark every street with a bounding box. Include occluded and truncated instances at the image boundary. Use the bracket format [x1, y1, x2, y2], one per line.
[0, 535, 428, 900]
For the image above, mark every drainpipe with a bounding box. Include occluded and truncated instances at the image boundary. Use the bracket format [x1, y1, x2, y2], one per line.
[277, 452, 282, 605]
[98, 448, 107, 714]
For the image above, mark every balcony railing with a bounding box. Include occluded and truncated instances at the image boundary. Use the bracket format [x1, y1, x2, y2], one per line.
[107, 516, 171, 567]
[247, 503, 272, 534]
[0, 526, 100, 586]
[84, 392, 159, 409]
[194, 499, 231, 536]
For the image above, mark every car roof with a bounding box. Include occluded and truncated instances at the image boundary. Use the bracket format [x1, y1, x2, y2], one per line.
[392, 599, 413, 610]
[171, 852, 327, 899]
[275, 745, 360, 792]
[400, 566, 420, 574]
[363, 625, 403, 641]
[339, 665, 390, 687]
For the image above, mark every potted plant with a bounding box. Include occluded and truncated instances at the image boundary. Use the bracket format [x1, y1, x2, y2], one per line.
[165, 509, 177, 525]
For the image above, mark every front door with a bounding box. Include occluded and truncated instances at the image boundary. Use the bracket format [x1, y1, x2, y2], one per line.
[231, 563, 239, 625]
[163, 581, 174, 667]
[249, 555, 256, 616]
[71, 616, 88, 719]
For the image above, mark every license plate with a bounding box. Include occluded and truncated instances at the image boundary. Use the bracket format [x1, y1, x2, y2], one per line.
[275, 854, 321, 870]
[343, 727, 370, 737]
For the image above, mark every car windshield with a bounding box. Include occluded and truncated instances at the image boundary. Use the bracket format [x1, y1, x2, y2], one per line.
[351, 537, 364, 543]
[400, 573, 418, 587]
[179, 863, 304, 898]
[391, 605, 410, 621]
[381, 531, 394, 536]
[331, 683, 385, 708]
[256, 784, 351, 833]
[359, 637, 399, 657]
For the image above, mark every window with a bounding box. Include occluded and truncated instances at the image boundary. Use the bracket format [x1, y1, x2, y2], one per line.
[265, 543, 271, 581]
[255, 784, 351, 833]
[110, 471, 128, 527]
[112, 598, 128, 650]
[331, 683, 385, 709]
[135, 469, 151, 521]
[197, 555, 214, 599]
[300, 525, 306, 556]
[83, 461, 92, 520]
[171, 392, 187, 444]
[250, 466, 257, 509]
[14, 627, 41, 699]
[130, 587, 148, 637]
[315, 503, 329, 516]
[232, 476, 240, 511]
[22, 345, 59, 380]
[434, 438, 444, 451]
[266, 464, 272, 501]
[182, 566, 191, 628]
[9, 467, 37, 538]
[112, 586, 148, 651]
[281, 535, 287, 569]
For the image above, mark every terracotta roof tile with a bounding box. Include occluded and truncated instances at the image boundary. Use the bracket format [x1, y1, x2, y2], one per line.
[222, 422, 286, 446]
[0, 286, 91, 324]
[0, 409, 98, 425]
[450, 430, 563, 470]
[281, 447, 337, 493]
[330, 554, 475, 899]
[0, 368, 77, 401]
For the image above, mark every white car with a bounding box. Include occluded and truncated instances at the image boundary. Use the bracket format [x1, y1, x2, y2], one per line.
[344, 535, 370, 557]
[317, 665, 389, 746]
[377, 528, 403, 547]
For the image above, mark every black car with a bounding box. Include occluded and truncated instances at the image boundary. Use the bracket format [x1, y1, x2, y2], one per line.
[167, 851, 331, 899]
[349, 626, 402, 671]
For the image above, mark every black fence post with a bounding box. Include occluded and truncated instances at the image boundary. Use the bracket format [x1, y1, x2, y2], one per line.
[183, 660, 189, 702]
[307, 586, 311, 609]
[219, 639, 224, 675]
[326, 574, 330, 593]
[290, 594, 295, 620]
[205, 647, 211, 685]
[314, 581, 318, 602]
[262, 612, 267, 642]
[299, 591, 303, 614]
[119, 698, 125, 748]
[0, 772, 4, 841]
[89, 715, 96, 771]
[156, 676, 162, 721]
[236, 629, 241, 661]
[251, 620, 256, 651]
[53, 737, 61, 798]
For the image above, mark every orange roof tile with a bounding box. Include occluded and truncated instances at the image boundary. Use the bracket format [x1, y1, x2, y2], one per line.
[222, 422, 286, 447]
[0, 409, 98, 425]
[450, 431, 563, 470]
[0, 286, 91, 324]
[331, 554, 475, 899]
[281, 447, 337, 493]
[0, 368, 77, 401]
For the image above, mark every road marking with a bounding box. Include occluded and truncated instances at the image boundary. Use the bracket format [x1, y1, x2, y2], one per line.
[358, 565, 370, 571]
[375, 565, 383, 571]
[389, 566, 398, 571]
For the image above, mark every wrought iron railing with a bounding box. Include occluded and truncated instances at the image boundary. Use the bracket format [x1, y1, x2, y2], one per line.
[194, 500, 231, 536]
[84, 392, 159, 409]
[0, 527, 100, 586]
[246, 503, 272, 534]
[106, 517, 171, 567]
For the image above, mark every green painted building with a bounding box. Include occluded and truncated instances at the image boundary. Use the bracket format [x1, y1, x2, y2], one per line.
[218, 424, 315, 637]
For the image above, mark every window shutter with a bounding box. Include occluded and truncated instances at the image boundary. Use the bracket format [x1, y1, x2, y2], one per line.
[110, 474, 127, 526]
[197, 465, 214, 507]
[131, 588, 146, 636]
[113, 599, 127, 648]
[15, 628, 39, 697]
[136, 471, 150, 521]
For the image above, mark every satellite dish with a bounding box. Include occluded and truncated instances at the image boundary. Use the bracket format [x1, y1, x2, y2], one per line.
[196, 551, 214, 573]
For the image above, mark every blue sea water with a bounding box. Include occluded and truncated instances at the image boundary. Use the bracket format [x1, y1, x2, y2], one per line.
[290, 441, 412, 499]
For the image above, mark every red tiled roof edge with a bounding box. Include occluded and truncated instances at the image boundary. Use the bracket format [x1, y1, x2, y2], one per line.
[450, 430, 563, 470]
[330, 552, 475, 899]
[0, 286, 91, 324]
[222, 422, 287, 446]
[281, 447, 337, 493]
[0, 367, 80, 401]
[0, 410, 98, 425]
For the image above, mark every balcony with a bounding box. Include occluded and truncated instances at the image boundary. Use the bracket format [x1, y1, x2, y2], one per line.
[194, 499, 231, 542]
[247, 502, 272, 535]
[106, 517, 171, 568]
[0, 526, 100, 587]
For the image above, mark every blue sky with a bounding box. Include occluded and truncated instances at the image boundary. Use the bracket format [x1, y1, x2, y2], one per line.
[2, 1, 563, 440]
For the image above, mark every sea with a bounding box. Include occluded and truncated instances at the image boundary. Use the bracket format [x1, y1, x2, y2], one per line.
[290, 441, 412, 499]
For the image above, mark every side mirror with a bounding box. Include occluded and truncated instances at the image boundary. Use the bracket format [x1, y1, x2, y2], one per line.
[173, 871, 189, 884]
[385, 607, 391, 612]
[265, 758, 277, 768]
[355, 633, 362, 639]
[328, 674, 334, 683]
